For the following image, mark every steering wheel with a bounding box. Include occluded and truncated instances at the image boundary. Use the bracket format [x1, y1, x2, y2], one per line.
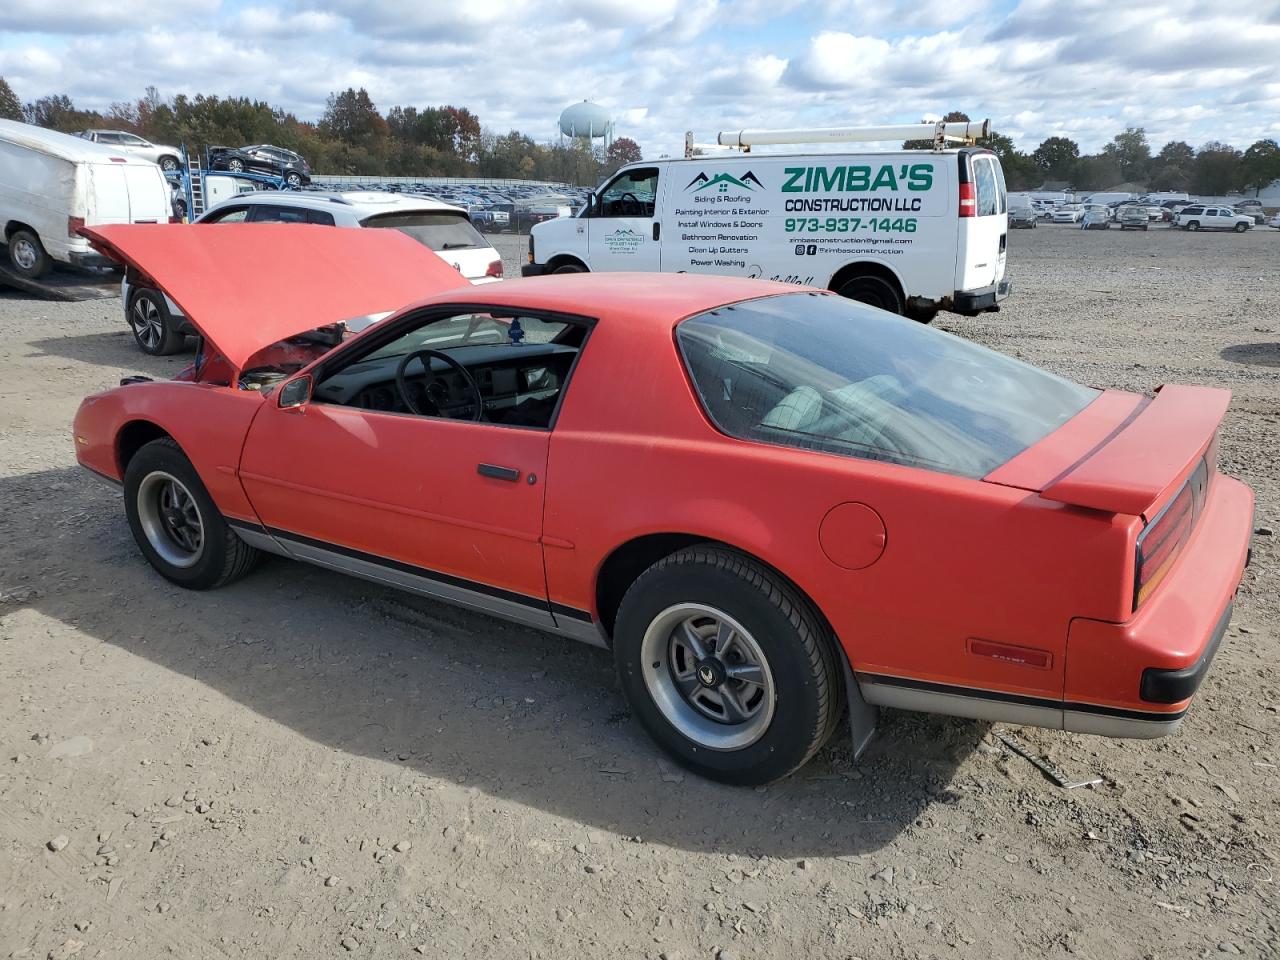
[617, 191, 641, 216]
[394, 349, 484, 421]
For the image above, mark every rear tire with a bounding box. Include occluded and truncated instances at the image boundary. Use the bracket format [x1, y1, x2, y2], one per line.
[124, 438, 260, 590]
[159, 156, 179, 172]
[552, 263, 585, 274]
[7, 229, 49, 278]
[837, 274, 904, 315]
[127, 287, 186, 356]
[613, 546, 843, 785]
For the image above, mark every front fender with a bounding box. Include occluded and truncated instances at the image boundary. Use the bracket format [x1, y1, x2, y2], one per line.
[73, 382, 267, 522]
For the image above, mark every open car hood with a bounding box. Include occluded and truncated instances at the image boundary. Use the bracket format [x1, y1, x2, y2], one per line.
[82, 223, 470, 372]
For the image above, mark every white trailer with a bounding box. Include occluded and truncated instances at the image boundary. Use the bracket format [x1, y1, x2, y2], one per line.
[0, 119, 171, 278]
[525, 120, 1010, 321]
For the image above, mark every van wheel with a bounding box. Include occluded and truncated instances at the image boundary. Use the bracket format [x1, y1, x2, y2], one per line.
[613, 546, 843, 785]
[128, 288, 186, 356]
[7, 229, 49, 278]
[552, 263, 585, 274]
[1233, 222, 1247, 233]
[837, 274, 904, 315]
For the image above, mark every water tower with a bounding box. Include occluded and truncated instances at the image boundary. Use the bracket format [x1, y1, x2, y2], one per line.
[558, 101, 614, 150]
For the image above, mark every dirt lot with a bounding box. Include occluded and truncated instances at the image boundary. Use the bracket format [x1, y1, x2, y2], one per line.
[1, 225, 1277, 960]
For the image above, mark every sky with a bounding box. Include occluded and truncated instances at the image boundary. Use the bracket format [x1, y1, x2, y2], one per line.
[2, 0, 1278, 158]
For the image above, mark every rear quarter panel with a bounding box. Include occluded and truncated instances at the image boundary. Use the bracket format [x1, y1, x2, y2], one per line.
[543, 310, 1134, 699]
[74, 381, 266, 522]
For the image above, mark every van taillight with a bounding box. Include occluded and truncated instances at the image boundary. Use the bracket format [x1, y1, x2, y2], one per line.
[1133, 452, 1212, 609]
[958, 182, 976, 218]
[486, 259, 503, 278]
[68, 216, 85, 238]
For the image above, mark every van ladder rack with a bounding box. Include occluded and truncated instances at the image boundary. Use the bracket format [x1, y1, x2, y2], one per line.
[683, 120, 990, 157]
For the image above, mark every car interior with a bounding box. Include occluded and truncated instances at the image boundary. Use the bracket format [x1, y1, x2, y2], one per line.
[309, 311, 588, 429]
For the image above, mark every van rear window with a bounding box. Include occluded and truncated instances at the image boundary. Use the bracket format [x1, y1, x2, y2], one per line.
[361, 212, 486, 251]
[677, 293, 1097, 479]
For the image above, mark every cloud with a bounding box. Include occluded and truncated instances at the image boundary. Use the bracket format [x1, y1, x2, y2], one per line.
[1, 0, 1277, 158]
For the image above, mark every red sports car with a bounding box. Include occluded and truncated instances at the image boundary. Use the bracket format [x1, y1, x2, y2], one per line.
[73, 224, 1254, 785]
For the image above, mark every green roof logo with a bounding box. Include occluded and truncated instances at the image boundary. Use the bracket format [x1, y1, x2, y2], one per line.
[685, 171, 763, 193]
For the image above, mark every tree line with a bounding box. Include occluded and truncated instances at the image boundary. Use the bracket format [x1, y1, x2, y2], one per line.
[0, 78, 642, 186]
[912, 111, 1280, 196]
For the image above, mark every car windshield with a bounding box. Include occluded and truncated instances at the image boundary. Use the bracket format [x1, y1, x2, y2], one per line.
[677, 294, 1098, 479]
[361, 212, 487, 251]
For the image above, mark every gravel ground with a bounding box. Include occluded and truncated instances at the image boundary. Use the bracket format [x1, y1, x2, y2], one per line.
[1, 224, 1277, 960]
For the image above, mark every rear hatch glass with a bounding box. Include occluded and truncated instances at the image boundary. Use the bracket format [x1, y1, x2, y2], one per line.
[677, 293, 1097, 479]
[361, 212, 487, 252]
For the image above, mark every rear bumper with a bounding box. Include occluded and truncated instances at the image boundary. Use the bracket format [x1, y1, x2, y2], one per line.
[954, 279, 1011, 314]
[1063, 474, 1254, 738]
[68, 250, 115, 269]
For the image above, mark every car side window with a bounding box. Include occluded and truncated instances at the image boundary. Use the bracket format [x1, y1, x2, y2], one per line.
[203, 207, 250, 224]
[594, 168, 659, 218]
[248, 205, 308, 223]
[309, 310, 591, 430]
[306, 210, 335, 226]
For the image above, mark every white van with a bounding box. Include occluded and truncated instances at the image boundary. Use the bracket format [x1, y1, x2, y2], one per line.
[0, 118, 171, 278]
[524, 123, 1010, 321]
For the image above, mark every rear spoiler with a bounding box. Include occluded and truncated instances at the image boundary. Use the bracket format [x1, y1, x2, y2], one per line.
[1040, 385, 1230, 516]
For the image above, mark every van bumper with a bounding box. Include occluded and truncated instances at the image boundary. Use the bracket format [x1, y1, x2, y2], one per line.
[953, 279, 1011, 314]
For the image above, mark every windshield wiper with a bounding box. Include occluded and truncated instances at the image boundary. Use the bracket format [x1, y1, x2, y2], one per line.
[441, 242, 475, 250]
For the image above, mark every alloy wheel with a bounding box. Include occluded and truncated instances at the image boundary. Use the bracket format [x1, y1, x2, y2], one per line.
[640, 603, 776, 751]
[130, 296, 164, 352]
[136, 471, 205, 568]
[11, 237, 38, 271]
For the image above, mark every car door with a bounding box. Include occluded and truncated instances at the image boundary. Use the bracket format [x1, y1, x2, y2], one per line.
[237, 308, 587, 629]
[588, 166, 662, 272]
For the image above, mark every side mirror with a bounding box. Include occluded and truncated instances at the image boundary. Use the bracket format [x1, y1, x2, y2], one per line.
[278, 375, 312, 409]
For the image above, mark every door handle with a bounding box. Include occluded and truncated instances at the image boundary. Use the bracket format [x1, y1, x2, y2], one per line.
[477, 463, 521, 482]
[652, 222, 660, 241]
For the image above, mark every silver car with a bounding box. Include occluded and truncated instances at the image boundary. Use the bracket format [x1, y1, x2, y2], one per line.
[78, 130, 182, 172]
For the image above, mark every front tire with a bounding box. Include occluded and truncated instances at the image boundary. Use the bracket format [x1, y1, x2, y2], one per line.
[1234, 222, 1247, 233]
[228, 158, 245, 173]
[159, 156, 179, 172]
[1186, 221, 1200, 231]
[7, 229, 49, 278]
[124, 438, 259, 590]
[837, 274, 904, 315]
[613, 546, 842, 785]
[551, 263, 585, 274]
[127, 287, 186, 356]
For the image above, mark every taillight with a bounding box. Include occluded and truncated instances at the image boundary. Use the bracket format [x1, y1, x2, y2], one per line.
[485, 259, 503, 278]
[1133, 449, 1213, 609]
[68, 216, 85, 238]
[958, 182, 976, 217]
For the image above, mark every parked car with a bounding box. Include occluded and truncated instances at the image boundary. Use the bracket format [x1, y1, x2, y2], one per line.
[1117, 206, 1150, 230]
[1267, 212, 1280, 229]
[0, 119, 170, 278]
[1232, 203, 1266, 225]
[74, 223, 1255, 785]
[120, 191, 502, 355]
[1009, 206, 1038, 228]
[1081, 210, 1110, 229]
[117, 189, 501, 355]
[208, 144, 311, 187]
[77, 130, 183, 172]
[1176, 206, 1253, 232]
[1051, 204, 1083, 223]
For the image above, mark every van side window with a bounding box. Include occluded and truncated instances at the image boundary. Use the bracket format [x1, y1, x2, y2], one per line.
[595, 168, 658, 218]
[974, 159, 998, 217]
